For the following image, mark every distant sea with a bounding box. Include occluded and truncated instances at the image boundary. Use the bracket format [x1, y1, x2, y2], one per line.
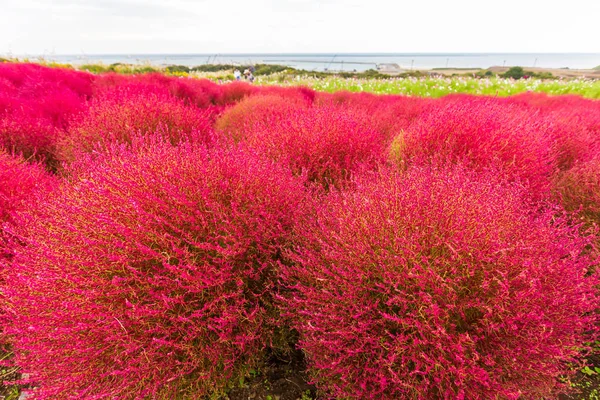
[26, 53, 600, 72]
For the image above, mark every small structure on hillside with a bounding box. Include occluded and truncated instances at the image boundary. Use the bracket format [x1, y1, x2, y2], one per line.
[377, 63, 403, 74]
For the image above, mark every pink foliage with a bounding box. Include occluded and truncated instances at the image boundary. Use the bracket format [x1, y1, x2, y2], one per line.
[258, 85, 316, 104]
[0, 148, 57, 398]
[0, 116, 60, 168]
[507, 93, 600, 170]
[318, 91, 432, 140]
[216, 94, 309, 142]
[168, 78, 223, 108]
[217, 97, 386, 188]
[0, 63, 93, 98]
[0, 63, 93, 168]
[7, 136, 308, 399]
[282, 164, 598, 399]
[0, 150, 56, 255]
[60, 86, 216, 163]
[554, 157, 600, 226]
[219, 81, 258, 104]
[93, 73, 227, 108]
[392, 96, 557, 200]
[2, 62, 600, 399]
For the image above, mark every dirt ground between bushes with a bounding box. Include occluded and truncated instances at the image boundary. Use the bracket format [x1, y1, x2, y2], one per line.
[225, 348, 316, 400]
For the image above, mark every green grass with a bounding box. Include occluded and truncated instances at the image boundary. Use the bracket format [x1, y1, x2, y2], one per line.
[254, 75, 600, 99]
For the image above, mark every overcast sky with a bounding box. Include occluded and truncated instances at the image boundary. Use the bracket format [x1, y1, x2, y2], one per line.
[1, 0, 599, 55]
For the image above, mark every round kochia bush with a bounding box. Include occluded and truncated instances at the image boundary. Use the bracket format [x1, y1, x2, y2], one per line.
[59, 86, 215, 163]
[283, 164, 598, 400]
[390, 96, 556, 200]
[554, 157, 600, 226]
[217, 98, 385, 188]
[0, 151, 56, 395]
[7, 137, 308, 399]
[0, 150, 56, 248]
[215, 94, 309, 142]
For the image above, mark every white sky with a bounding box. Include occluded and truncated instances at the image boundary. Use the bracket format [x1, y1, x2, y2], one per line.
[1, 0, 599, 55]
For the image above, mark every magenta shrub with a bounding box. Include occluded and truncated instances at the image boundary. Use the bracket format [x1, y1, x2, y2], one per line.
[219, 81, 258, 104]
[93, 73, 225, 108]
[507, 93, 600, 171]
[391, 97, 557, 200]
[0, 151, 56, 393]
[0, 116, 60, 168]
[7, 136, 308, 399]
[0, 63, 93, 169]
[3, 62, 600, 399]
[317, 91, 431, 141]
[216, 94, 309, 142]
[0, 150, 56, 256]
[554, 157, 600, 226]
[258, 85, 316, 104]
[168, 78, 223, 108]
[282, 164, 598, 399]
[217, 99, 386, 188]
[60, 86, 215, 163]
[92, 74, 172, 99]
[0, 63, 93, 98]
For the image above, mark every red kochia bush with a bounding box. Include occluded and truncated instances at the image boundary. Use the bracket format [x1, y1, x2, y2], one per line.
[317, 91, 431, 141]
[219, 81, 258, 104]
[7, 136, 308, 399]
[0, 151, 56, 257]
[0, 63, 93, 98]
[0, 116, 60, 168]
[168, 77, 223, 108]
[216, 94, 310, 142]
[258, 85, 316, 104]
[283, 164, 598, 399]
[507, 93, 600, 171]
[554, 157, 600, 226]
[60, 86, 215, 162]
[0, 152, 56, 393]
[217, 98, 386, 188]
[391, 97, 556, 200]
[0, 64, 93, 169]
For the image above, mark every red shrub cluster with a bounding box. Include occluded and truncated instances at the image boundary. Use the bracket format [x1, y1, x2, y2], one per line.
[60, 86, 216, 163]
[92, 72, 315, 108]
[258, 85, 316, 104]
[168, 77, 224, 108]
[219, 81, 258, 104]
[0, 150, 56, 257]
[217, 98, 386, 188]
[216, 94, 309, 142]
[0, 117, 60, 168]
[2, 62, 600, 399]
[508, 93, 600, 171]
[93, 73, 224, 108]
[7, 136, 308, 399]
[282, 164, 598, 399]
[391, 96, 557, 200]
[554, 157, 600, 226]
[0, 63, 93, 169]
[318, 91, 432, 141]
[0, 153, 56, 400]
[506, 94, 600, 224]
[0, 63, 93, 99]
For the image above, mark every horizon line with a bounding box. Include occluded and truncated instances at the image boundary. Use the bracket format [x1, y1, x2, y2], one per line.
[7, 52, 600, 57]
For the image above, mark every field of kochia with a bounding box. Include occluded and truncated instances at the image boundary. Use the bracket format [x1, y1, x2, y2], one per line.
[2, 62, 600, 399]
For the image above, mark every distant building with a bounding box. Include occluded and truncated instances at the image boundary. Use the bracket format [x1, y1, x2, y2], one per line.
[377, 63, 403, 73]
